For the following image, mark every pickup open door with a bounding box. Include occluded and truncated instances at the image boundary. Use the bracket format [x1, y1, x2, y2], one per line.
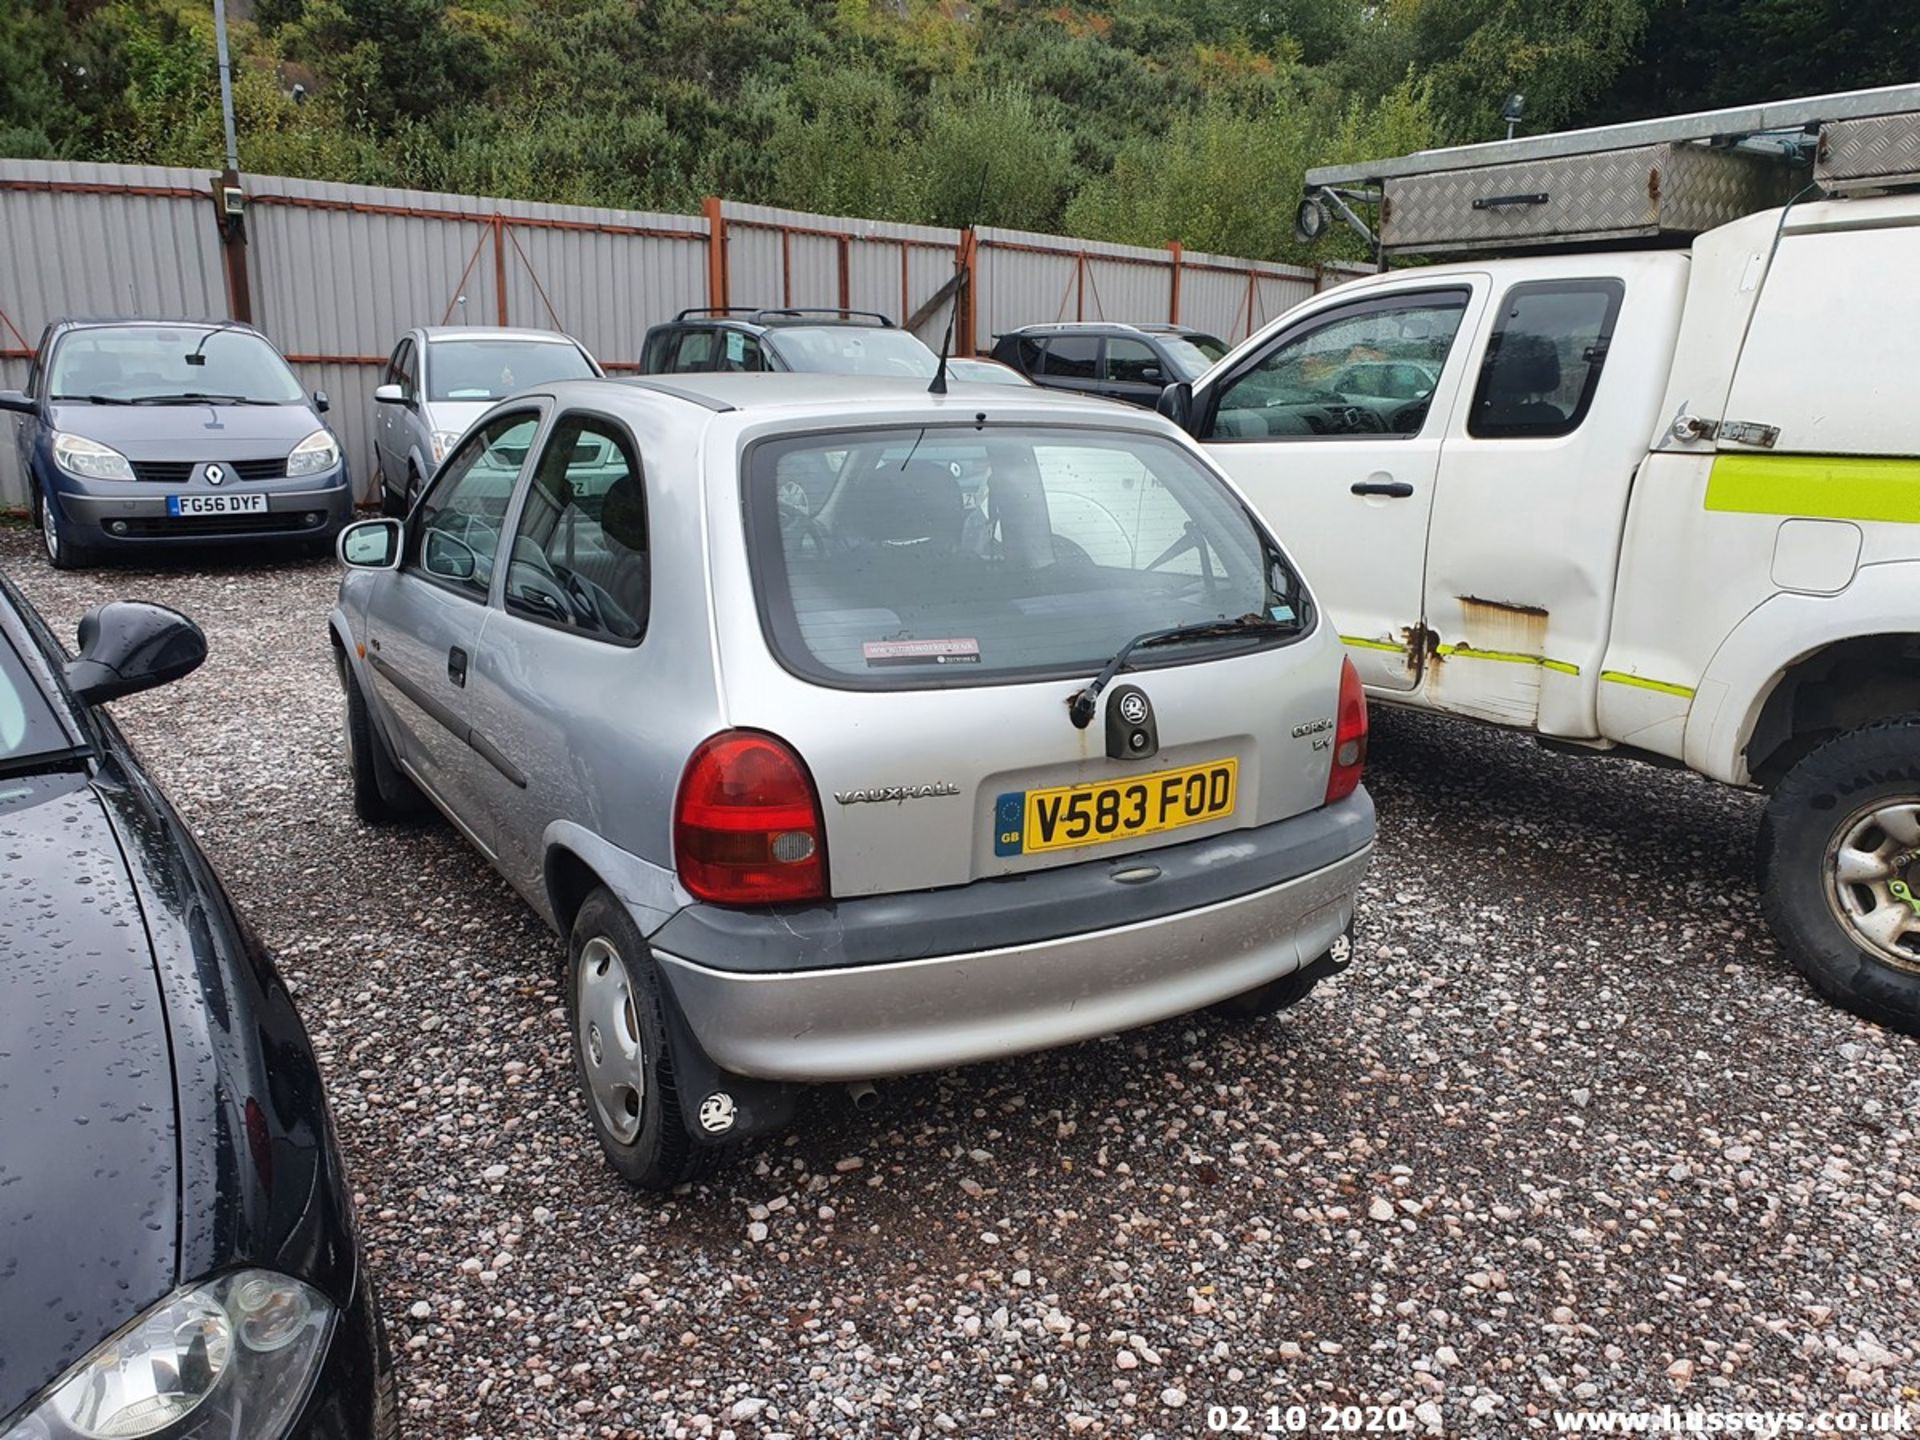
[1188, 279, 1488, 692]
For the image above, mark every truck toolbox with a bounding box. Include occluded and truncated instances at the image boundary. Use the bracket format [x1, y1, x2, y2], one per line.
[1379, 143, 1792, 255]
[1815, 114, 1920, 193]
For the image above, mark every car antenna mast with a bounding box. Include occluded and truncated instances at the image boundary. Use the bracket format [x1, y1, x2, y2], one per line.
[930, 161, 992, 398]
[928, 311, 954, 396]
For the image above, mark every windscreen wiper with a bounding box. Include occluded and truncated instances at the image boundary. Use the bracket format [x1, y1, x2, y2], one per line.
[50, 393, 133, 405]
[0, 746, 90, 781]
[129, 393, 273, 405]
[1067, 613, 1298, 729]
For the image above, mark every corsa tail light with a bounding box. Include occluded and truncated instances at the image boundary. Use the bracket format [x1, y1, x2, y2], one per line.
[1325, 655, 1369, 804]
[674, 730, 828, 905]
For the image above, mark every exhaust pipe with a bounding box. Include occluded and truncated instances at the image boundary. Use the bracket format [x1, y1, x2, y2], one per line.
[844, 1080, 879, 1112]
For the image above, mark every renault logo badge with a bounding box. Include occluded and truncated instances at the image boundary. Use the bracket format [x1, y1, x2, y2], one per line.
[205, 463, 225, 486]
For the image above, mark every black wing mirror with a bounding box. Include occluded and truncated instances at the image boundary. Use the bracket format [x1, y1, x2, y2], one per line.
[66, 601, 207, 705]
[1155, 380, 1195, 433]
[311, 389, 330, 413]
[0, 389, 33, 415]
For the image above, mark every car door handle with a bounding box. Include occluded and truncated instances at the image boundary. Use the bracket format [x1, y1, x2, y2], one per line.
[448, 646, 468, 687]
[1351, 480, 1415, 498]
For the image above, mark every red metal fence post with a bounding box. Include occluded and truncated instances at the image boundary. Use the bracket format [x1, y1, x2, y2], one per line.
[1168, 241, 1183, 325]
[959, 229, 977, 356]
[213, 170, 253, 324]
[492, 215, 508, 325]
[837, 235, 851, 312]
[703, 197, 729, 310]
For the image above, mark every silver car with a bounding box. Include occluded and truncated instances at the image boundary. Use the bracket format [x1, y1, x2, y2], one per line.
[370, 326, 600, 515]
[330, 375, 1374, 1189]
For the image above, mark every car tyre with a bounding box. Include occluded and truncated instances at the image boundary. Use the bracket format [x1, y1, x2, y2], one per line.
[36, 485, 93, 571]
[566, 888, 714, 1191]
[377, 466, 405, 518]
[340, 656, 427, 823]
[1760, 716, 1920, 1034]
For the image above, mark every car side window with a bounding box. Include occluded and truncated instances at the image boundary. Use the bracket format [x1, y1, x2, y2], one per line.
[1206, 290, 1468, 442]
[389, 338, 418, 400]
[25, 328, 51, 398]
[1014, 335, 1045, 372]
[1104, 338, 1162, 385]
[406, 411, 539, 601]
[717, 330, 763, 373]
[1468, 280, 1624, 439]
[669, 330, 715, 373]
[503, 415, 649, 644]
[1042, 335, 1098, 379]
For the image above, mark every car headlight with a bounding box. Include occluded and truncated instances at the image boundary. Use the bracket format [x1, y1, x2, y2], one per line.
[286, 430, 341, 478]
[431, 430, 461, 465]
[51, 433, 134, 482]
[2, 1270, 334, 1440]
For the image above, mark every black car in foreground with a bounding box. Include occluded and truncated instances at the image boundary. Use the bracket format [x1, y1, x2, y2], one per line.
[0, 578, 395, 1439]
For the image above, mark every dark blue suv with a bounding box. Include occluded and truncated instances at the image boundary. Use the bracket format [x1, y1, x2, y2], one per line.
[0, 318, 353, 568]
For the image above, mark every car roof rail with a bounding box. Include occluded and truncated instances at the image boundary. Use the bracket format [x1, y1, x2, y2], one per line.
[672, 307, 762, 322]
[748, 307, 895, 328]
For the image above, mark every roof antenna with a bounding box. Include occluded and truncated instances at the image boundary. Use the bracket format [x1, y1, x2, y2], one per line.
[930, 158, 990, 398]
[928, 306, 954, 396]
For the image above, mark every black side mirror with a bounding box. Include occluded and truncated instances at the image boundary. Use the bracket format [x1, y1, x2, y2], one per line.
[1155, 381, 1195, 433]
[311, 390, 330, 413]
[0, 389, 32, 415]
[66, 602, 207, 705]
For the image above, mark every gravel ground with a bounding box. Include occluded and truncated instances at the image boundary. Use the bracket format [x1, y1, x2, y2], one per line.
[6, 525, 1918, 1439]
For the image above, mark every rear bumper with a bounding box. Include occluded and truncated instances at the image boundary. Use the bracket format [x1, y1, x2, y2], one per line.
[652, 792, 1374, 1083]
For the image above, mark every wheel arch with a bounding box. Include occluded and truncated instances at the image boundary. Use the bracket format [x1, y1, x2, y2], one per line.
[544, 844, 605, 938]
[1686, 562, 1920, 786]
[1746, 634, 1920, 788]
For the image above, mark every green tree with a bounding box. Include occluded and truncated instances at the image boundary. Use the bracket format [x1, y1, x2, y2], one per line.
[916, 82, 1077, 231]
[1405, 0, 1647, 141]
[764, 64, 924, 220]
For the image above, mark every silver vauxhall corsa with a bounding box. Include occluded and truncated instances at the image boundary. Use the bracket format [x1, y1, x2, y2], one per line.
[330, 373, 1374, 1189]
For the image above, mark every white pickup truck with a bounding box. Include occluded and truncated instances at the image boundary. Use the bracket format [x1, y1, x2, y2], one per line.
[1163, 90, 1920, 1031]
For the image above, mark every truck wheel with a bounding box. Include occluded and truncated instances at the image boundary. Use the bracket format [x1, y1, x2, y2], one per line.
[1760, 716, 1920, 1034]
[566, 888, 716, 1191]
[340, 656, 427, 823]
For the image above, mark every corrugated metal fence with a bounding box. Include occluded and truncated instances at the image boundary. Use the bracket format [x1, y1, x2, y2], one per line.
[0, 157, 1364, 509]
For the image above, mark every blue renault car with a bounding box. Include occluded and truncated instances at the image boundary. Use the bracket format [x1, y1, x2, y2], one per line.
[0, 318, 354, 568]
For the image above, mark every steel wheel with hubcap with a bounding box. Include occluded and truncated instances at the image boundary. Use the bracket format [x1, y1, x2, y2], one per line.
[1761, 716, 1920, 1033]
[1824, 799, 1920, 972]
[577, 936, 645, 1143]
[564, 888, 710, 1189]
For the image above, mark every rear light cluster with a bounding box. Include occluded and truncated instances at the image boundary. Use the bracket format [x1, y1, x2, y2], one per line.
[1325, 656, 1369, 804]
[674, 731, 828, 905]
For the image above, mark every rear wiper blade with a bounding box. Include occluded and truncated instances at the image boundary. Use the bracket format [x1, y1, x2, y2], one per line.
[1068, 614, 1297, 729]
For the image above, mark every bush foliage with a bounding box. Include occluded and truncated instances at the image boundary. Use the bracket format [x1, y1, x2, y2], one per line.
[2, 0, 1912, 261]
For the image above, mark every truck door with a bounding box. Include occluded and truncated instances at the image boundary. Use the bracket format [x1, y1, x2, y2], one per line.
[1419, 257, 1687, 734]
[1192, 281, 1486, 691]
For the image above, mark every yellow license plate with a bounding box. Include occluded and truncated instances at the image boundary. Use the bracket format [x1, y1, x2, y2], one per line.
[994, 759, 1238, 856]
